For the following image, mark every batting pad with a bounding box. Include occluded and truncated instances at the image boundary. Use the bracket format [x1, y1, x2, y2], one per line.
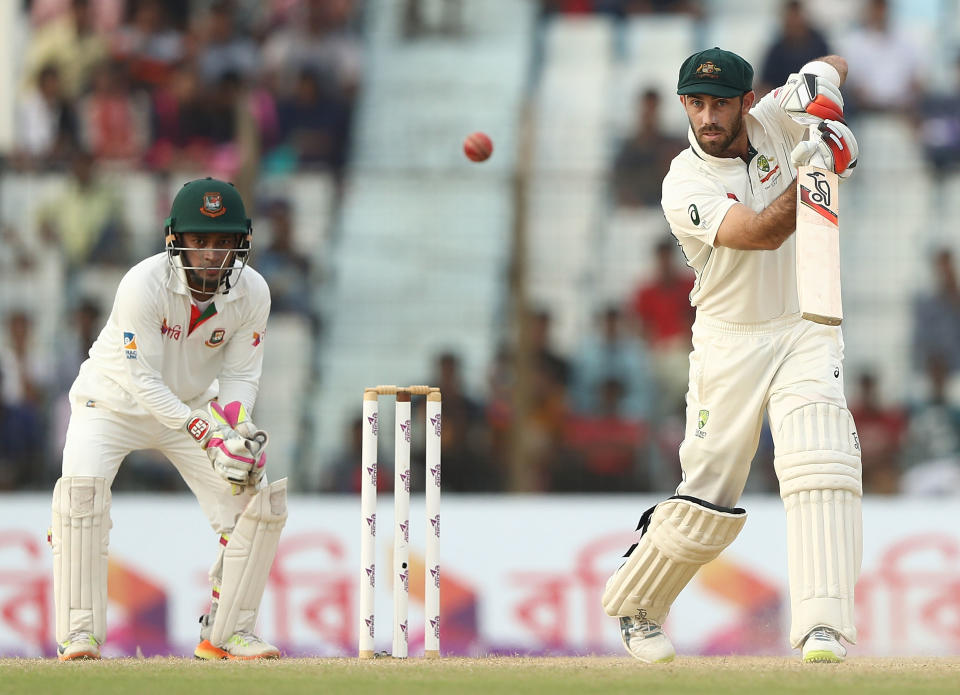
[602, 496, 746, 623]
[51, 477, 111, 645]
[774, 403, 862, 648]
[210, 478, 288, 646]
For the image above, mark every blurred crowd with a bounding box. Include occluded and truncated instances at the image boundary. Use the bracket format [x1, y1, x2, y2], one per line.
[13, 0, 361, 178]
[4, 0, 960, 497]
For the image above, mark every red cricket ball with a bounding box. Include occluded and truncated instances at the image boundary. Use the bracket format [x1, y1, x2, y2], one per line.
[463, 132, 493, 162]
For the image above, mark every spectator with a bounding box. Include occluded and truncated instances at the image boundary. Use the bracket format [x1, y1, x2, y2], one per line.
[529, 308, 571, 387]
[901, 355, 960, 495]
[37, 150, 128, 275]
[844, 0, 922, 117]
[917, 54, 960, 173]
[403, 0, 464, 39]
[262, 0, 363, 100]
[254, 199, 313, 318]
[273, 69, 351, 173]
[415, 352, 497, 492]
[0, 311, 52, 409]
[0, 367, 44, 490]
[324, 416, 393, 493]
[112, 0, 185, 89]
[53, 297, 103, 394]
[146, 61, 221, 170]
[146, 64, 246, 178]
[553, 377, 652, 492]
[849, 369, 906, 494]
[77, 59, 150, 164]
[912, 248, 960, 375]
[23, 0, 109, 99]
[486, 309, 572, 492]
[15, 64, 78, 169]
[570, 305, 655, 420]
[196, 0, 260, 83]
[627, 238, 695, 415]
[611, 88, 685, 209]
[757, 0, 831, 96]
[50, 298, 104, 479]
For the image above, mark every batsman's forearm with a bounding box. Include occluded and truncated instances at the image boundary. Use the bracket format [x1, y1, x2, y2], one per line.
[744, 182, 798, 249]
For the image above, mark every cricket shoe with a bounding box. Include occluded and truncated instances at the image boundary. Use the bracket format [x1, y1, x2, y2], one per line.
[195, 631, 281, 660]
[618, 614, 675, 663]
[802, 626, 846, 663]
[58, 632, 101, 661]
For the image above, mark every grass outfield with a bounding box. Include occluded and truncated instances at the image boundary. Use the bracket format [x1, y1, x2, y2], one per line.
[2, 656, 959, 695]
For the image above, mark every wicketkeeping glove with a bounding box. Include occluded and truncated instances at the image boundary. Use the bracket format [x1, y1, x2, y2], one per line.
[185, 401, 268, 488]
[775, 72, 845, 125]
[790, 120, 859, 179]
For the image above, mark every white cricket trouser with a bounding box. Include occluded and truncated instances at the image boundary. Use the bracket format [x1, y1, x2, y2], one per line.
[61, 402, 259, 533]
[676, 312, 848, 506]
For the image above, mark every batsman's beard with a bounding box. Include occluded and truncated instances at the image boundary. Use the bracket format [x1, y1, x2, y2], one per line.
[693, 111, 745, 157]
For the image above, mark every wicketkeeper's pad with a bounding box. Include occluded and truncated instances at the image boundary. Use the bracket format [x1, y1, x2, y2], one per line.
[51, 477, 111, 645]
[209, 478, 288, 646]
[602, 496, 747, 623]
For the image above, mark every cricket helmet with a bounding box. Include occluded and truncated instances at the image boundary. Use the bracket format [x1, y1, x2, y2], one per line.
[164, 178, 252, 294]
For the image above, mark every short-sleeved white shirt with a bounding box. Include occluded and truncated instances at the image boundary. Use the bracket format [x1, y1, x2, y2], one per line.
[661, 92, 809, 323]
[70, 253, 271, 430]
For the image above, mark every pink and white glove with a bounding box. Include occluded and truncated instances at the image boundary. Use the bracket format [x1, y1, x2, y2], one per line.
[217, 401, 269, 488]
[790, 120, 859, 179]
[775, 72, 845, 125]
[185, 401, 268, 488]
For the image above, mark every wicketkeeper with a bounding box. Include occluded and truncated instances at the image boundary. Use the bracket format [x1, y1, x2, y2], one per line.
[602, 48, 861, 663]
[51, 178, 287, 661]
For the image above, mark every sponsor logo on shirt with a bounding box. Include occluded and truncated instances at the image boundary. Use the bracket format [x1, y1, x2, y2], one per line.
[161, 318, 182, 341]
[205, 328, 226, 347]
[252, 331, 263, 347]
[123, 332, 137, 359]
[688, 203, 700, 226]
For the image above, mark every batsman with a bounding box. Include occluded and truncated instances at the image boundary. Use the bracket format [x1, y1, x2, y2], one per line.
[602, 48, 861, 663]
[51, 178, 287, 661]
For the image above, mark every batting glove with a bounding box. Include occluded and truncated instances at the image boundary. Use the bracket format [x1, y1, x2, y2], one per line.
[775, 72, 845, 125]
[790, 120, 859, 179]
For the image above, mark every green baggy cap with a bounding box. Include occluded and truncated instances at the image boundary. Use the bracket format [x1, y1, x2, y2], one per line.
[677, 47, 754, 98]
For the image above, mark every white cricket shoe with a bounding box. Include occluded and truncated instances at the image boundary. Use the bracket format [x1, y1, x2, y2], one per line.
[618, 614, 675, 663]
[195, 631, 281, 660]
[802, 626, 846, 663]
[58, 632, 101, 661]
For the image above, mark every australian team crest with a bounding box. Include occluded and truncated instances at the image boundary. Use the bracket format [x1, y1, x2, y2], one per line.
[696, 61, 721, 76]
[200, 192, 226, 217]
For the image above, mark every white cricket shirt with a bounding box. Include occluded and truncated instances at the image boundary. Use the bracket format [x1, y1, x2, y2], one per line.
[661, 92, 809, 323]
[70, 253, 271, 430]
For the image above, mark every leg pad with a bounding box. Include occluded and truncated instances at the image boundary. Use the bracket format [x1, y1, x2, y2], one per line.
[602, 495, 746, 623]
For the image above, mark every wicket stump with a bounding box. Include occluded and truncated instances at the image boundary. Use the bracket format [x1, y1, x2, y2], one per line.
[359, 385, 441, 659]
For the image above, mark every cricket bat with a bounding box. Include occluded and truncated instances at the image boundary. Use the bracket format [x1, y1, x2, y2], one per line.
[796, 127, 842, 325]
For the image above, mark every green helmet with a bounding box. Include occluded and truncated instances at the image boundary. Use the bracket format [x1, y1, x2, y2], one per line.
[164, 178, 253, 294]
